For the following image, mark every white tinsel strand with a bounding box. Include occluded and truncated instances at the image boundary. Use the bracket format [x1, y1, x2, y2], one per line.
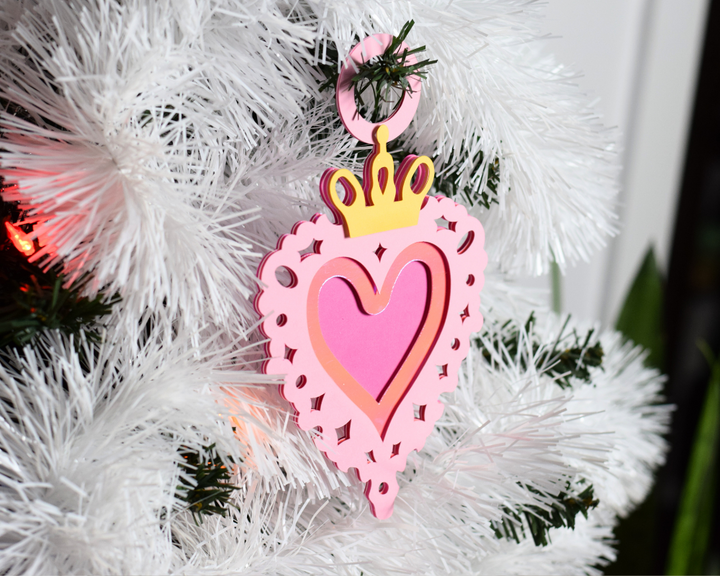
[0, 333, 173, 574]
[473, 311, 671, 517]
[475, 509, 616, 576]
[0, 326, 263, 575]
[565, 333, 672, 516]
[0, 308, 669, 575]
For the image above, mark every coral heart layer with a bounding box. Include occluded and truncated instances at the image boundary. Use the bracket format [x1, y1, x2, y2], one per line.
[309, 243, 448, 436]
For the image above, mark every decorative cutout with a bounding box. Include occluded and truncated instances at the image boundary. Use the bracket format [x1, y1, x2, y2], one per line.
[310, 395, 324, 411]
[457, 231, 474, 254]
[274, 266, 297, 288]
[284, 345, 296, 362]
[336, 421, 351, 444]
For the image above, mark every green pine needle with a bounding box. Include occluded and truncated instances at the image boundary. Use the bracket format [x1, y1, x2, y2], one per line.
[319, 20, 437, 123]
[478, 312, 604, 389]
[176, 443, 237, 524]
[0, 213, 120, 348]
[493, 483, 599, 546]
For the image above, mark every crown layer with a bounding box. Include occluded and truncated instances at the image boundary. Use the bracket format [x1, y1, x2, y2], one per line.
[320, 125, 435, 238]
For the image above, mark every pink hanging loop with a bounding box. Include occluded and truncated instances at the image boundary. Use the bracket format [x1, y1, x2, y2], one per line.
[336, 34, 422, 144]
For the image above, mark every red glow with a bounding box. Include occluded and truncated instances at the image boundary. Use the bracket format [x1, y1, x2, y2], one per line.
[4, 222, 35, 256]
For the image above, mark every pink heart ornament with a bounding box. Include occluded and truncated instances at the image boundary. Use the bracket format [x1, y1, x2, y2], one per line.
[255, 196, 487, 519]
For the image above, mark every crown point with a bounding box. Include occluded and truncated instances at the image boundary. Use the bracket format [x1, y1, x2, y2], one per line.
[374, 124, 390, 146]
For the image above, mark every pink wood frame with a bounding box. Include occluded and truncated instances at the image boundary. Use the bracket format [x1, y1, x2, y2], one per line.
[255, 196, 487, 519]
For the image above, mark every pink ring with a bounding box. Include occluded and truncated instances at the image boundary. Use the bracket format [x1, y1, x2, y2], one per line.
[336, 34, 421, 144]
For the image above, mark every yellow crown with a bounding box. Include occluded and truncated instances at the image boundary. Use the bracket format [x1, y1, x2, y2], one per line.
[320, 125, 435, 238]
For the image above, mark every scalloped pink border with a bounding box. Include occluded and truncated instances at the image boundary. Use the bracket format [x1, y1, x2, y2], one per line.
[255, 196, 487, 518]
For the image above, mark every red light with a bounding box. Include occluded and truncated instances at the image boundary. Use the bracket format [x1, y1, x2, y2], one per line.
[4, 222, 35, 256]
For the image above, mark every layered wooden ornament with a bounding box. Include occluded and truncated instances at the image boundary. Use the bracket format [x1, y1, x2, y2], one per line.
[255, 34, 487, 519]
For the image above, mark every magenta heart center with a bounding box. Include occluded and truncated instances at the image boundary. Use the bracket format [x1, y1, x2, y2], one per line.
[317, 261, 429, 401]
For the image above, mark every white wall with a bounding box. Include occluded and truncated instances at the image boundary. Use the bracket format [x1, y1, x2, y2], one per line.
[536, 0, 709, 326]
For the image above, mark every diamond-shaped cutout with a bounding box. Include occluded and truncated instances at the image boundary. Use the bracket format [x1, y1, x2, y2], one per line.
[299, 240, 323, 259]
[374, 244, 387, 261]
[310, 394, 324, 411]
[391, 443, 401, 457]
[437, 364, 448, 378]
[335, 420, 351, 444]
[366, 450, 376, 463]
[435, 217, 456, 231]
[413, 404, 426, 421]
[460, 306, 470, 323]
[284, 345, 296, 362]
[298, 242, 314, 258]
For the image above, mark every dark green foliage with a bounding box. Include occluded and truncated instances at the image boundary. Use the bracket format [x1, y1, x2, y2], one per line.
[615, 246, 665, 369]
[0, 262, 119, 348]
[666, 342, 720, 575]
[176, 443, 237, 523]
[493, 483, 599, 546]
[319, 20, 437, 124]
[0, 203, 119, 348]
[604, 247, 667, 575]
[1, 96, 38, 126]
[479, 313, 604, 389]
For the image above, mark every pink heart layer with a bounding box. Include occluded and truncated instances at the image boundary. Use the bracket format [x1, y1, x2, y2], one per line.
[318, 261, 428, 401]
[306, 243, 449, 437]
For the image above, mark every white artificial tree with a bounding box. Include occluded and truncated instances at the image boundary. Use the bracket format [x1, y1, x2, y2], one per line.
[0, 1, 669, 574]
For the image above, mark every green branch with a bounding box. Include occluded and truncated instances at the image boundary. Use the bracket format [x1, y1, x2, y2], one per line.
[493, 483, 599, 546]
[478, 312, 604, 389]
[0, 202, 119, 348]
[175, 443, 238, 524]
